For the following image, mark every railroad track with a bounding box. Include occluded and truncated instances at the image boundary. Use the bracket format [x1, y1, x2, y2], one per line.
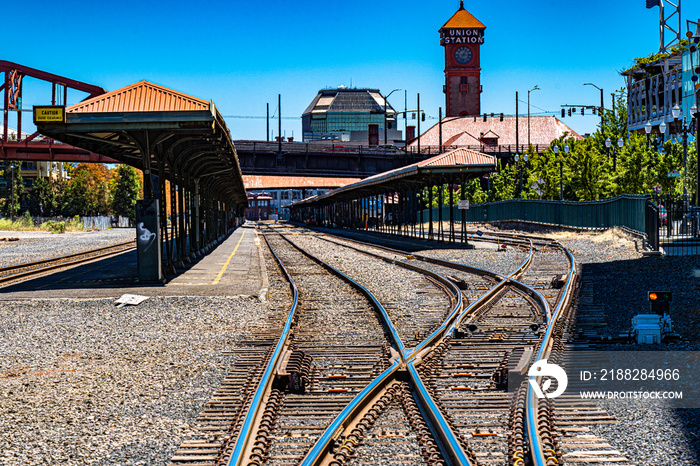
[0, 240, 136, 286]
[170, 223, 633, 466]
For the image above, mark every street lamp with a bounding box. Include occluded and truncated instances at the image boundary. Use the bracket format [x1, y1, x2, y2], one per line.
[659, 120, 667, 142]
[671, 104, 694, 210]
[605, 137, 623, 171]
[384, 88, 401, 145]
[553, 145, 562, 200]
[583, 82, 604, 127]
[694, 103, 700, 206]
[515, 153, 528, 198]
[557, 144, 570, 200]
[644, 120, 652, 146]
[527, 85, 540, 148]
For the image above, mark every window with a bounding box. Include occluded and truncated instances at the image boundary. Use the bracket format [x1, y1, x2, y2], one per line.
[460, 77, 468, 93]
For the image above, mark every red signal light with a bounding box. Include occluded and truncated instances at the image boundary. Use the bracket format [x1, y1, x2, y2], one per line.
[649, 292, 658, 301]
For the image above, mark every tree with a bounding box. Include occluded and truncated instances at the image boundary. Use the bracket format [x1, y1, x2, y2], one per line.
[111, 165, 141, 221]
[28, 177, 58, 216]
[62, 163, 111, 216]
[1, 161, 23, 218]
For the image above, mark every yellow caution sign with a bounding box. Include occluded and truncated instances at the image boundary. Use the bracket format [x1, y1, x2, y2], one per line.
[33, 106, 65, 124]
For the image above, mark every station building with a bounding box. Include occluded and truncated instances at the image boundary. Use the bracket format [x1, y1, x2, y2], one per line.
[302, 87, 402, 145]
[624, 30, 700, 138]
[244, 192, 273, 221]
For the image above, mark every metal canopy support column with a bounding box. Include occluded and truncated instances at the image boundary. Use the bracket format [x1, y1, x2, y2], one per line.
[449, 175, 454, 243]
[193, 178, 201, 257]
[428, 182, 433, 240]
[419, 187, 424, 239]
[438, 181, 443, 242]
[461, 178, 466, 244]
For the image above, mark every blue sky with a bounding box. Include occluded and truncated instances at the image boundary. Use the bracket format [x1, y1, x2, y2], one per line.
[8, 0, 700, 140]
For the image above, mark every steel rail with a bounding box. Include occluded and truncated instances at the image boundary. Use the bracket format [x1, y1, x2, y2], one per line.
[291, 230, 477, 465]
[316, 233, 543, 348]
[233, 227, 409, 465]
[406, 362, 473, 466]
[277, 226, 571, 466]
[525, 243, 577, 466]
[0, 240, 136, 285]
[299, 360, 402, 465]
[310, 232, 481, 465]
[275, 230, 408, 358]
[226, 233, 299, 466]
[316, 230, 567, 466]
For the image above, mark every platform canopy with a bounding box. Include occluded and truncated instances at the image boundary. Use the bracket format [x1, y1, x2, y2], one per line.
[36, 80, 247, 206]
[293, 147, 496, 206]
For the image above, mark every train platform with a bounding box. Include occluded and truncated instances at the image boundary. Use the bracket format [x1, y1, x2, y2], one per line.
[0, 223, 268, 300]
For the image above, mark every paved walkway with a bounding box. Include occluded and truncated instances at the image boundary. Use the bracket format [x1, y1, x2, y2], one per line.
[167, 223, 267, 297]
[0, 223, 267, 300]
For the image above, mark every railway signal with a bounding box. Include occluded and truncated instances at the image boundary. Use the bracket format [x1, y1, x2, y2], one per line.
[648, 290, 672, 314]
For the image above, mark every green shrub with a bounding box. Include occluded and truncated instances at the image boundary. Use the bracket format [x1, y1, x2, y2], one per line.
[42, 220, 66, 234]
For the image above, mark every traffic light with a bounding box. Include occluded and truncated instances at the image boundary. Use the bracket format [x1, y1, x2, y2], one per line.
[567, 108, 571, 117]
[483, 113, 487, 122]
[581, 108, 584, 116]
[421, 113, 426, 121]
[561, 109, 565, 118]
[648, 290, 672, 314]
[500, 113, 504, 121]
[592, 107, 596, 115]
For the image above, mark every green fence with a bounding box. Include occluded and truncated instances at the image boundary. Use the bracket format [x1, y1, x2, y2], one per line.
[423, 195, 650, 234]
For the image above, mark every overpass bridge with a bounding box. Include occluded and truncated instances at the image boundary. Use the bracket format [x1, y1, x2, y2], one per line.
[0, 60, 116, 163]
[234, 140, 530, 178]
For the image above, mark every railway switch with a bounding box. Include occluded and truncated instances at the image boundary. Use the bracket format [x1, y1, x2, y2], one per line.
[274, 349, 313, 394]
[550, 275, 566, 289]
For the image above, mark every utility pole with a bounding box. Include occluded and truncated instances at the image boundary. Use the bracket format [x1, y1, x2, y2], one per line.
[611, 93, 616, 119]
[278, 94, 282, 153]
[439, 107, 443, 153]
[417, 93, 421, 156]
[515, 91, 519, 153]
[266, 103, 270, 142]
[404, 90, 407, 149]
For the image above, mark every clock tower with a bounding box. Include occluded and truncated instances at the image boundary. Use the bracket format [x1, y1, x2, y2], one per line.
[440, 1, 485, 117]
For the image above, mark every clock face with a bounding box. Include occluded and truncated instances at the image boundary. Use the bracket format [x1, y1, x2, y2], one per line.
[454, 46, 473, 65]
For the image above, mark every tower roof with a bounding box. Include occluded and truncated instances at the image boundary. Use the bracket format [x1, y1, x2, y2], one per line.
[440, 2, 485, 30]
[302, 88, 396, 116]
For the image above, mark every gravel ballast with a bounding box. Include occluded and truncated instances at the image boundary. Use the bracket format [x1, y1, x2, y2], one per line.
[0, 295, 280, 465]
[0, 229, 135, 268]
[554, 229, 700, 466]
[3, 223, 699, 466]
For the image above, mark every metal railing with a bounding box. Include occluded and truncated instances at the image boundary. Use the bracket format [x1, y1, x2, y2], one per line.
[652, 195, 700, 255]
[418, 195, 662, 250]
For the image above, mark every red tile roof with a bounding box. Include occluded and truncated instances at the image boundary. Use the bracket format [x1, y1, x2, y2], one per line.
[293, 146, 495, 206]
[409, 116, 581, 150]
[440, 6, 485, 30]
[417, 147, 494, 167]
[243, 175, 361, 190]
[68, 80, 210, 113]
